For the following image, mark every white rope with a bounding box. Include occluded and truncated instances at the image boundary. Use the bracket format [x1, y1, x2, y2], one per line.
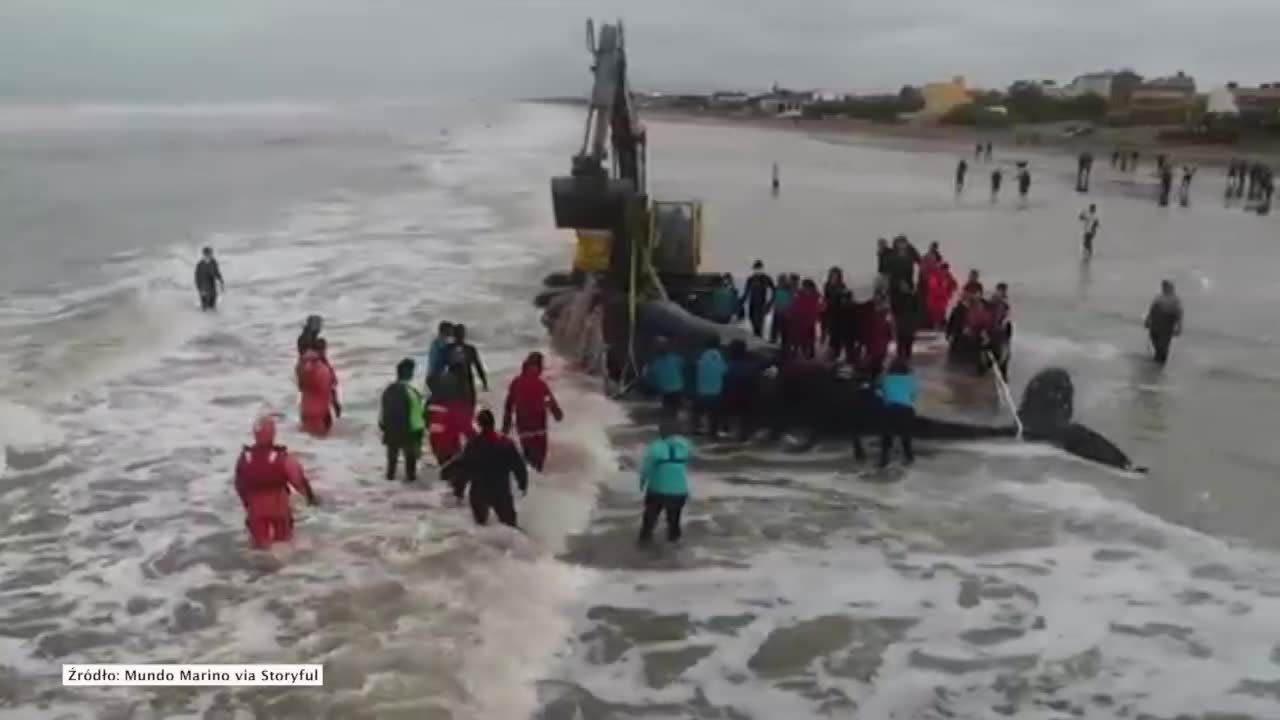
[986, 351, 1023, 440]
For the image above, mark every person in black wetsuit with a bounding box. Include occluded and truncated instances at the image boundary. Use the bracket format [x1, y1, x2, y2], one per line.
[955, 159, 968, 193]
[456, 410, 528, 528]
[1158, 165, 1174, 207]
[194, 247, 224, 311]
[452, 324, 489, 412]
[1144, 280, 1183, 366]
[990, 167, 1003, 202]
[822, 267, 851, 360]
[740, 260, 775, 338]
[1017, 164, 1032, 202]
[875, 238, 891, 275]
[987, 283, 1013, 378]
[297, 315, 323, 356]
[884, 236, 919, 314]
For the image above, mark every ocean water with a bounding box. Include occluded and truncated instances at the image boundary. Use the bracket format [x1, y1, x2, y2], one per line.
[0, 101, 618, 720]
[3, 101, 1280, 720]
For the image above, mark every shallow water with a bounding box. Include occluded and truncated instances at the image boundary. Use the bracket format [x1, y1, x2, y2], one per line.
[2, 102, 1279, 720]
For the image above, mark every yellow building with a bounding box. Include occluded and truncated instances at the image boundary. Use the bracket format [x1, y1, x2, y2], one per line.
[921, 76, 970, 117]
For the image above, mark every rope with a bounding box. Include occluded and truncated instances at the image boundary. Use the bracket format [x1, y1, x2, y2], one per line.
[986, 351, 1023, 440]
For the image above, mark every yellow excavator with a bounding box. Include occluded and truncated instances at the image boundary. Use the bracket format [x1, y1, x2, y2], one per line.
[549, 20, 706, 296]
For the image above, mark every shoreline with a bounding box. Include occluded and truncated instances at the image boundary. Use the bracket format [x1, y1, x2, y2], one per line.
[640, 107, 1280, 168]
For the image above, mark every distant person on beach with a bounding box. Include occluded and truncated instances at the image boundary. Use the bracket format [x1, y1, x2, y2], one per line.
[771, 162, 780, 194]
[1076, 151, 1093, 193]
[1130, 150, 1140, 172]
[637, 419, 692, 546]
[990, 168, 1003, 202]
[740, 260, 775, 338]
[1144, 280, 1183, 366]
[985, 142, 993, 161]
[1078, 204, 1100, 260]
[1017, 164, 1031, 202]
[955, 159, 968, 193]
[1179, 166, 1196, 207]
[194, 247, 224, 311]
[1158, 165, 1174, 207]
[974, 143, 983, 160]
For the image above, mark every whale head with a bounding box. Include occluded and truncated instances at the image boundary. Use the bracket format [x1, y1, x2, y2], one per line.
[1018, 367, 1075, 438]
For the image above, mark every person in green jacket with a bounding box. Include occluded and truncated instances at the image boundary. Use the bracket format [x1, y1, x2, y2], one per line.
[638, 419, 692, 545]
[380, 358, 426, 482]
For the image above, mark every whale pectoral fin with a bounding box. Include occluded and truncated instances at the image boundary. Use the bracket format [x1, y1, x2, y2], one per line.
[912, 417, 1019, 441]
[1057, 423, 1134, 471]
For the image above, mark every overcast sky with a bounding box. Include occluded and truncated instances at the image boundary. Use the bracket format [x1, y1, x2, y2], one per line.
[1, 0, 1277, 101]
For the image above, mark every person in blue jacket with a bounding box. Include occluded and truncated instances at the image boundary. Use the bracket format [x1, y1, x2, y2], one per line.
[692, 337, 728, 436]
[645, 337, 686, 419]
[877, 357, 918, 467]
[638, 419, 692, 545]
[426, 321, 454, 381]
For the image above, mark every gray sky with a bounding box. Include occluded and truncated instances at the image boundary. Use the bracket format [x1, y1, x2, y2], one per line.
[1, 0, 1276, 101]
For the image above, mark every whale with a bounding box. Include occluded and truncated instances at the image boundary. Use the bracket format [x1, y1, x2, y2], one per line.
[539, 285, 1144, 473]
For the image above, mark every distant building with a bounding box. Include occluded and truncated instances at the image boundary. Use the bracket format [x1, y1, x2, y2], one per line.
[1064, 72, 1116, 99]
[709, 91, 750, 108]
[752, 88, 811, 115]
[1207, 85, 1240, 116]
[1230, 82, 1280, 121]
[1124, 73, 1198, 123]
[921, 76, 970, 117]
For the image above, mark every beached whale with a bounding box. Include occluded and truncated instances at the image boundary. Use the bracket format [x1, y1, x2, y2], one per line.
[540, 285, 1143, 473]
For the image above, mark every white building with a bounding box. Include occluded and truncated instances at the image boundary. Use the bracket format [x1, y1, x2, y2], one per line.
[1207, 85, 1240, 116]
[1064, 72, 1115, 99]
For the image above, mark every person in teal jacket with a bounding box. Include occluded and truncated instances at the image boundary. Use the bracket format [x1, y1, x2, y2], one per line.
[769, 274, 794, 345]
[709, 274, 739, 324]
[645, 337, 686, 419]
[877, 357, 918, 467]
[638, 419, 692, 544]
[692, 337, 728, 435]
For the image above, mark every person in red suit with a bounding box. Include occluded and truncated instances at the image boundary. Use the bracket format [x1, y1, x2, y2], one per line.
[502, 352, 565, 472]
[296, 339, 341, 436]
[233, 417, 318, 549]
[788, 279, 823, 359]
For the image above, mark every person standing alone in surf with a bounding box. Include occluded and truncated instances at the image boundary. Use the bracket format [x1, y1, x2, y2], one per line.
[194, 247, 224, 311]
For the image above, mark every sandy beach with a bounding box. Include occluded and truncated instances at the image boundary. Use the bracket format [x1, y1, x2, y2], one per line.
[643, 107, 1280, 168]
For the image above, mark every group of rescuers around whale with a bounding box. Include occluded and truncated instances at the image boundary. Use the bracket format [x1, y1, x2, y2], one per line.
[197, 214, 1183, 552]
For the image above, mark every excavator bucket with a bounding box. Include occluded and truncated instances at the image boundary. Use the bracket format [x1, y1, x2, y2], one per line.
[551, 175, 635, 230]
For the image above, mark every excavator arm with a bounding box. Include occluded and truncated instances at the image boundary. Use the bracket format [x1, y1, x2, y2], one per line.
[551, 19, 646, 231]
